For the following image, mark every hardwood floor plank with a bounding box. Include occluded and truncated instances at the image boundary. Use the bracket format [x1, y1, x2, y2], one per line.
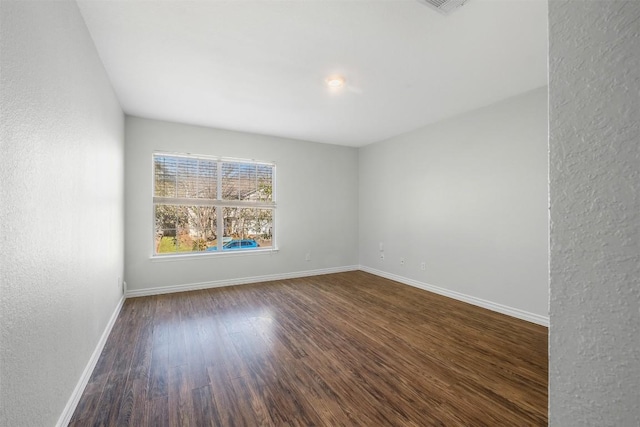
[70, 271, 548, 426]
[191, 385, 217, 427]
[298, 349, 409, 426]
[67, 388, 103, 426]
[229, 374, 273, 426]
[129, 298, 155, 382]
[168, 299, 188, 368]
[180, 297, 211, 390]
[114, 378, 149, 426]
[148, 343, 169, 400]
[168, 364, 195, 427]
[244, 355, 324, 426]
[284, 358, 356, 425]
[91, 372, 127, 427]
[208, 364, 263, 426]
[197, 315, 253, 380]
[145, 396, 169, 427]
[114, 376, 136, 426]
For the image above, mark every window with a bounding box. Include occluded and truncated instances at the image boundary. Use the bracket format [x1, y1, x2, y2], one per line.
[153, 153, 275, 256]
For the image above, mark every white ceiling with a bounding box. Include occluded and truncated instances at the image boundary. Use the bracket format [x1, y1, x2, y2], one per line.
[77, 0, 548, 147]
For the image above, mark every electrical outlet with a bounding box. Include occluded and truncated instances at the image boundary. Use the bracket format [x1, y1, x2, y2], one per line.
[305, 253, 311, 261]
[400, 257, 405, 266]
[420, 262, 426, 271]
[380, 253, 385, 260]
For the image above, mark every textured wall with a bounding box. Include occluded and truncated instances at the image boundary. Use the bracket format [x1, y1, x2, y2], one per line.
[359, 88, 549, 322]
[124, 117, 359, 292]
[549, 1, 640, 425]
[0, 1, 124, 426]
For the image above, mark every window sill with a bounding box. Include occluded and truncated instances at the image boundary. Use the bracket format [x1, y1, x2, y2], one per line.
[150, 248, 279, 262]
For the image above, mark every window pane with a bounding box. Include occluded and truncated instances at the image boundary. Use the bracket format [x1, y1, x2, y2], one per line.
[154, 205, 217, 254]
[196, 160, 217, 199]
[221, 162, 273, 202]
[154, 156, 177, 197]
[155, 204, 177, 231]
[190, 206, 217, 251]
[154, 155, 217, 199]
[155, 232, 177, 254]
[222, 207, 272, 251]
[255, 164, 273, 202]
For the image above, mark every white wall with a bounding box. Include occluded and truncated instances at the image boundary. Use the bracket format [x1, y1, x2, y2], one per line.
[359, 88, 549, 323]
[0, 1, 124, 426]
[124, 117, 359, 293]
[549, 1, 640, 425]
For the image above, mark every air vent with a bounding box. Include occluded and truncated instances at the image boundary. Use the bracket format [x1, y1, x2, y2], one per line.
[418, 0, 469, 15]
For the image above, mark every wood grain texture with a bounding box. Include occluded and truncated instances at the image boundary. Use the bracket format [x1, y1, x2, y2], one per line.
[69, 271, 548, 426]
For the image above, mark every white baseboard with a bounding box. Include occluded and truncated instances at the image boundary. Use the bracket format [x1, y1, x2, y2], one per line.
[126, 265, 360, 298]
[125, 265, 548, 326]
[359, 265, 549, 327]
[56, 295, 126, 427]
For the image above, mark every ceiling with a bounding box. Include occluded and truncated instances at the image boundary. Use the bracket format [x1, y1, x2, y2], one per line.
[77, 0, 548, 147]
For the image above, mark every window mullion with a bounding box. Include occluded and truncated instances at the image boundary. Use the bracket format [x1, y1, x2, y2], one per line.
[153, 198, 274, 209]
[217, 161, 223, 250]
[196, 160, 200, 199]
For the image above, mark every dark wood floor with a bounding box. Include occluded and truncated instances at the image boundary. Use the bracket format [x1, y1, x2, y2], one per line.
[69, 271, 548, 426]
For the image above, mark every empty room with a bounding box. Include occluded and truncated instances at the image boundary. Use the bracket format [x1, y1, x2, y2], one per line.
[1, 0, 638, 426]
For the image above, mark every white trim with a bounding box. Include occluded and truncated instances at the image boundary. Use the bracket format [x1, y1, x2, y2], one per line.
[152, 151, 276, 166]
[150, 247, 279, 262]
[152, 152, 276, 256]
[153, 197, 275, 209]
[56, 295, 126, 427]
[359, 265, 549, 327]
[126, 265, 360, 298]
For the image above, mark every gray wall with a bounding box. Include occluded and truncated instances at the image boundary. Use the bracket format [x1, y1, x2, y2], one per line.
[124, 117, 359, 293]
[549, 1, 640, 425]
[359, 88, 549, 323]
[0, 1, 124, 426]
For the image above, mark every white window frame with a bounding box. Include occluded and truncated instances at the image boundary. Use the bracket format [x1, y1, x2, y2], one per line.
[152, 151, 276, 258]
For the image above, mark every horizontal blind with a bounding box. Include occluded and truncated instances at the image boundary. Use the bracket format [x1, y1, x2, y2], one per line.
[153, 153, 275, 207]
[221, 162, 273, 202]
[154, 154, 217, 200]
